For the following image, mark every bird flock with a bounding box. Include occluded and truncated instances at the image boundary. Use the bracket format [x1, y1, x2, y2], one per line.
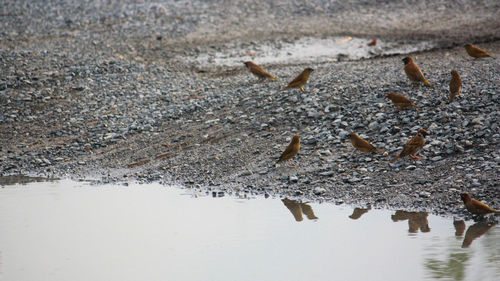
[243, 42, 497, 217]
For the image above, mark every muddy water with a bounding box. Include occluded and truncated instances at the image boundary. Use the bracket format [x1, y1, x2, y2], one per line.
[0, 180, 498, 281]
[190, 36, 439, 67]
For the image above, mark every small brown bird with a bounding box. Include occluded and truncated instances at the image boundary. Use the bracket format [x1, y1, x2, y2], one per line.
[281, 68, 314, 92]
[391, 129, 428, 163]
[367, 39, 377, 46]
[462, 222, 496, 248]
[449, 70, 462, 103]
[276, 135, 300, 165]
[464, 43, 495, 59]
[349, 132, 383, 153]
[461, 193, 500, 216]
[402, 56, 432, 86]
[385, 92, 417, 110]
[244, 61, 279, 82]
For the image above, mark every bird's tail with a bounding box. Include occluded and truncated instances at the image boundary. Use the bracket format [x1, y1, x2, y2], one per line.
[390, 155, 400, 163]
[423, 79, 432, 87]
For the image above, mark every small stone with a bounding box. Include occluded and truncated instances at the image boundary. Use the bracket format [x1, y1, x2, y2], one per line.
[419, 191, 431, 198]
[314, 187, 326, 195]
[319, 171, 335, 176]
[240, 171, 253, 176]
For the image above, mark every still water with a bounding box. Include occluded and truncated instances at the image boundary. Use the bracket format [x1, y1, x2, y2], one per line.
[0, 180, 498, 281]
[190, 36, 439, 67]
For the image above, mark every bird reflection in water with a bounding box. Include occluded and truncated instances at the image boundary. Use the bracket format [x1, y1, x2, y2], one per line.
[349, 208, 370, 220]
[461, 221, 496, 248]
[453, 220, 466, 237]
[391, 210, 430, 233]
[281, 198, 318, 222]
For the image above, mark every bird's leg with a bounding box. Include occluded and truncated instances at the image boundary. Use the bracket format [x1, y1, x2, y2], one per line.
[410, 154, 424, 160]
[299, 87, 305, 92]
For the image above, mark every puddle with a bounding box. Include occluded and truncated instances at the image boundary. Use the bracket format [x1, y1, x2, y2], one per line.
[0, 180, 499, 281]
[188, 36, 439, 67]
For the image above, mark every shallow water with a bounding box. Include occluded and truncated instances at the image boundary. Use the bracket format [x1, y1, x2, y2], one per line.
[0, 180, 498, 281]
[189, 36, 439, 67]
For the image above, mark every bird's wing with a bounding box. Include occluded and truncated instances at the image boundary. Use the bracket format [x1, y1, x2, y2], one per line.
[400, 135, 424, 156]
[390, 94, 412, 104]
[407, 64, 426, 81]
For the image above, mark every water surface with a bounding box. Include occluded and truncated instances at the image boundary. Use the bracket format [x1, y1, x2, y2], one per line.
[0, 180, 498, 281]
[189, 36, 439, 67]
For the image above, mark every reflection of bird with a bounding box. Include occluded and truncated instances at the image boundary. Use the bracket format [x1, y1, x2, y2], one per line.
[391, 210, 430, 233]
[301, 204, 319, 220]
[402, 56, 432, 86]
[385, 92, 417, 110]
[282, 198, 318, 221]
[453, 220, 466, 237]
[244, 61, 279, 81]
[391, 129, 428, 163]
[281, 68, 314, 92]
[349, 208, 370, 220]
[464, 43, 494, 59]
[462, 221, 496, 248]
[449, 70, 462, 103]
[349, 133, 383, 153]
[276, 135, 300, 165]
[282, 198, 304, 221]
[461, 193, 500, 215]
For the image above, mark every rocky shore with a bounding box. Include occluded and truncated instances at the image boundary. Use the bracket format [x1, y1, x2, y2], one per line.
[1, 0, 499, 218]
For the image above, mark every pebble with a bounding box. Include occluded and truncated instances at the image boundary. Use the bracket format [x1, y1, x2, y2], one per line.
[319, 171, 335, 176]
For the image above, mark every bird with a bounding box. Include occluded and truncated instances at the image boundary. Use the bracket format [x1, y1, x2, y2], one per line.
[391, 128, 428, 163]
[244, 61, 279, 82]
[385, 92, 417, 110]
[281, 68, 314, 92]
[367, 39, 377, 46]
[402, 56, 432, 86]
[449, 70, 462, 103]
[462, 221, 496, 248]
[275, 135, 300, 165]
[349, 132, 383, 153]
[464, 43, 495, 59]
[460, 193, 499, 216]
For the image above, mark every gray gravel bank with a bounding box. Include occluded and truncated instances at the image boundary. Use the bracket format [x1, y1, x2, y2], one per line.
[1, 0, 499, 218]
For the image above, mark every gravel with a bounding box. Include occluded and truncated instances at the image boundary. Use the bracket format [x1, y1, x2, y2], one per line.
[1, 0, 499, 219]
